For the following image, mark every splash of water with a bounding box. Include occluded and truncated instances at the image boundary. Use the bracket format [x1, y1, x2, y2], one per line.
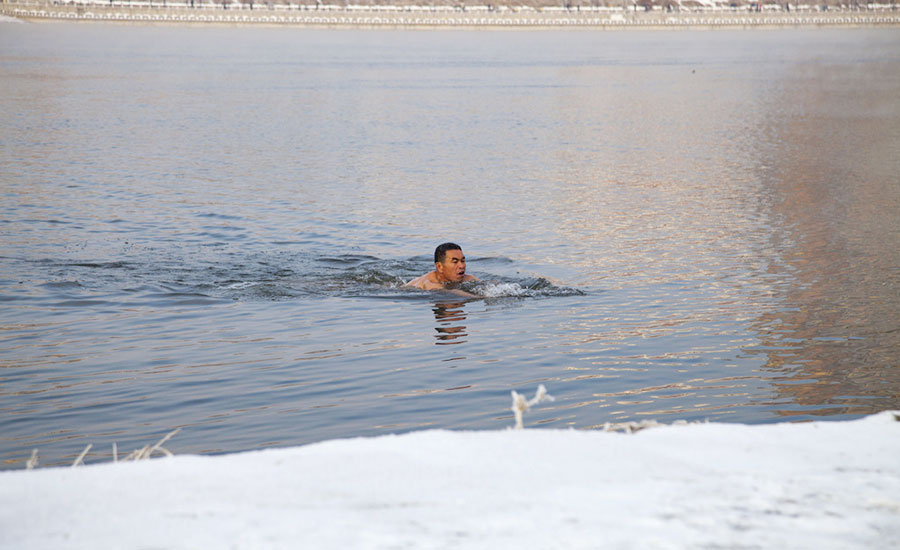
[461, 277, 584, 299]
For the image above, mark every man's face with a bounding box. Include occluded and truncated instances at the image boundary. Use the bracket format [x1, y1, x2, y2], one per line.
[435, 249, 467, 283]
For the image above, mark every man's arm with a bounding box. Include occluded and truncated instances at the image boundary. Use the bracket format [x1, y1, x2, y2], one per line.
[406, 274, 477, 297]
[444, 288, 476, 298]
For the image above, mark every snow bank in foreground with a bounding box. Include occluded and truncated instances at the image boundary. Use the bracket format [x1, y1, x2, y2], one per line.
[2, 412, 898, 549]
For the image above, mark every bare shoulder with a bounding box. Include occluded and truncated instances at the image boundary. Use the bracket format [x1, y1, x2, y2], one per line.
[462, 274, 479, 282]
[406, 272, 441, 290]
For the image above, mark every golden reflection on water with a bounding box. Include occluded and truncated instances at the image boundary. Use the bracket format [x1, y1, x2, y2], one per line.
[512, 47, 900, 421]
[748, 58, 900, 417]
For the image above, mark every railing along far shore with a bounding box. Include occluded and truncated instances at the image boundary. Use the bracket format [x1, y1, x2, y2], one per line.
[3, 0, 900, 27]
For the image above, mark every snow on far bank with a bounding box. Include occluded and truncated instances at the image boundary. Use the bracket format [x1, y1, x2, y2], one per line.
[2, 412, 899, 549]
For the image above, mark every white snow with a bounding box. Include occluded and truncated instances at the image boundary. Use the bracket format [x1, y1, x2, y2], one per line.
[2, 412, 899, 549]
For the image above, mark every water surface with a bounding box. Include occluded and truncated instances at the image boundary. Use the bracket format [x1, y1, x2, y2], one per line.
[2, 24, 899, 468]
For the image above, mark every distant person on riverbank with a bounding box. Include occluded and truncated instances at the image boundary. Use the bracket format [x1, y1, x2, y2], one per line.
[406, 243, 478, 292]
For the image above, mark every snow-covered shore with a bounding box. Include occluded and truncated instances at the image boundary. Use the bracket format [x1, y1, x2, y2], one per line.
[2, 412, 898, 549]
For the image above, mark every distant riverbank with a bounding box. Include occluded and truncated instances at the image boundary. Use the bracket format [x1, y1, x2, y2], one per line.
[3, 1, 899, 27]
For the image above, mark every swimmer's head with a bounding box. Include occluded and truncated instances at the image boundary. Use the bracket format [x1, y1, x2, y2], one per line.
[434, 242, 462, 264]
[434, 243, 467, 283]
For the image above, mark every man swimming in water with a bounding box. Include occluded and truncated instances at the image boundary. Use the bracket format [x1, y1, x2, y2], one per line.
[406, 242, 479, 292]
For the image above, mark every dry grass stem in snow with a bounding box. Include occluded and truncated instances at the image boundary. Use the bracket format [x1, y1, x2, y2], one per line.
[71, 444, 92, 467]
[25, 449, 39, 470]
[511, 384, 554, 429]
[27, 429, 182, 469]
[120, 428, 181, 462]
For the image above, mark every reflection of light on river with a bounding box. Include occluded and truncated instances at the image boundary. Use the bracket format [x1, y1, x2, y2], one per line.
[740, 58, 900, 417]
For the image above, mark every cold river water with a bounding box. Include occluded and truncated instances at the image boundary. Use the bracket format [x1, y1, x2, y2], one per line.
[1, 23, 899, 467]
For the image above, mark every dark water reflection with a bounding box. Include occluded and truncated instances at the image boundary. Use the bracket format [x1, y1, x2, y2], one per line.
[1, 24, 898, 468]
[433, 301, 469, 346]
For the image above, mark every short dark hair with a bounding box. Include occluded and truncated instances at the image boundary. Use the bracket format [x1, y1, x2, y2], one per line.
[434, 242, 462, 264]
